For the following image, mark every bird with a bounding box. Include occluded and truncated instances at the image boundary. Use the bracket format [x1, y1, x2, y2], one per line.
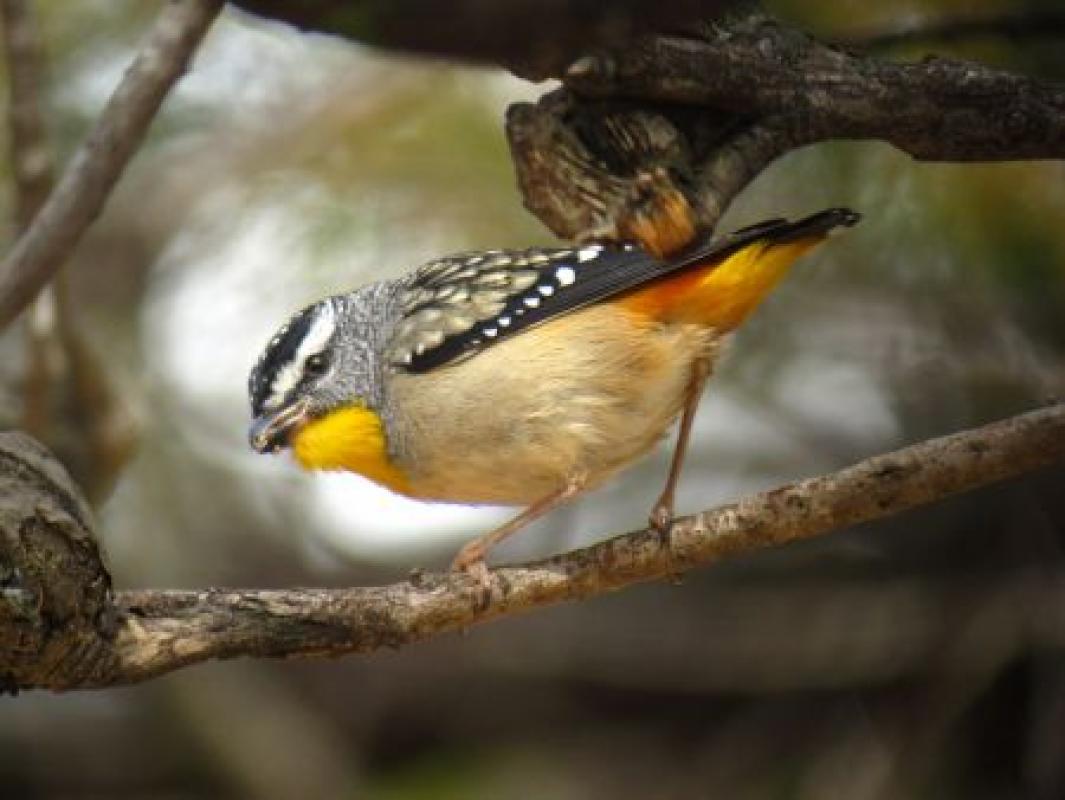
[247, 207, 859, 583]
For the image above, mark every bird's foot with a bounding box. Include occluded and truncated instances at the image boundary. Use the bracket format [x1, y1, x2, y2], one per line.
[648, 500, 683, 585]
[649, 501, 673, 537]
[451, 543, 493, 608]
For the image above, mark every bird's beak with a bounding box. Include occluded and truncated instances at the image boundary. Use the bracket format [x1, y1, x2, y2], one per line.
[249, 400, 311, 454]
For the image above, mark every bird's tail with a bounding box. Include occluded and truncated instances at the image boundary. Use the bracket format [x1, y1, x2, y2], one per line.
[619, 208, 859, 330]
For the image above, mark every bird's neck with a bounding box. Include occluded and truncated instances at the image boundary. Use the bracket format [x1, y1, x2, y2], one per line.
[291, 405, 412, 494]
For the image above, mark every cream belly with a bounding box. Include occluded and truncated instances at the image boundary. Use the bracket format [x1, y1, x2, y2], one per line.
[387, 303, 719, 505]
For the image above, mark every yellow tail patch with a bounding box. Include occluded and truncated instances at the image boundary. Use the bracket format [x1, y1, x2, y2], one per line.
[620, 236, 825, 331]
[292, 405, 411, 495]
[691, 237, 823, 330]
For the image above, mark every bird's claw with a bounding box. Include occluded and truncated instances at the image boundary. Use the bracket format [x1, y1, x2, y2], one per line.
[451, 547, 493, 609]
[649, 502, 683, 585]
[649, 502, 673, 537]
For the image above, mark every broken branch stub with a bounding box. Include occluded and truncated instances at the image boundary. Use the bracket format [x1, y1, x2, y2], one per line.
[0, 432, 116, 691]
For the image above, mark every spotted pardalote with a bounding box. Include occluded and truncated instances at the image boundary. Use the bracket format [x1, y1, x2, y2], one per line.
[248, 208, 859, 581]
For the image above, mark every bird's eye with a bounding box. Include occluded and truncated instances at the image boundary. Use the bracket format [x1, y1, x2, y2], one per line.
[304, 353, 329, 376]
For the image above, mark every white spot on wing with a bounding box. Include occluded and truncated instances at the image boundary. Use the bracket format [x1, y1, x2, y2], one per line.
[524, 296, 541, 308]
[577, 245, 602, 262]
[538, 285, 554, 297]
[555, 266, 576, 286]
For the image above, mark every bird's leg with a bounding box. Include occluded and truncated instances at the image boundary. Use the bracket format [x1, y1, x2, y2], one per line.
[649, 356, 712, 536]
[451, 474, 587, 589]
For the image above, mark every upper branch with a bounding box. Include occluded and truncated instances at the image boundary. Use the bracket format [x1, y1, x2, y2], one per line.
[0, 0, 222, 330]
[231, 5, 1065, 240]
[2, 403, 1062, 691]
[561, 14, 1065, 162]
[227, 0, 740, 80]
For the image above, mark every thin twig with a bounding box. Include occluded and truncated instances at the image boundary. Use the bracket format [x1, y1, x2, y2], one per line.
[0, 0, 222, 329]
[1, 0, 61, 433]
[1, 0, 54, 228]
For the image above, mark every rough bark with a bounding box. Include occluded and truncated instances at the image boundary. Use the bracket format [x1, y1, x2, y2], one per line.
[1, 404, 1062, 692]
[226, 5, 1065, 240]
[507, 12, 1065, 240]
[560, 15, 1065, 161]
[0, 433, 115, 693]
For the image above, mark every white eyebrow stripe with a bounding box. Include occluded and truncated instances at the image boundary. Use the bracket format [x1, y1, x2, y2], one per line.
[266, 304, 336, 408]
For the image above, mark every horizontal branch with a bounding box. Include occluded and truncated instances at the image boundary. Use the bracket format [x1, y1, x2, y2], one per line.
[0, 0, 222, 330]
[207, 7, 1065, 245]
[561, 14, 1065, 162]
[228, 0, 739, 80]
[2, 403, 1062, 691]
[503, 10, 1065, 242]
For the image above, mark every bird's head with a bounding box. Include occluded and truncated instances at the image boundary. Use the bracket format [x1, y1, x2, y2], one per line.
[247, 291, 400, 483]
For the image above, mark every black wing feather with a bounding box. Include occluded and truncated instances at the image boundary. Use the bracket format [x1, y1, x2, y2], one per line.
[395, 208, 859, 373]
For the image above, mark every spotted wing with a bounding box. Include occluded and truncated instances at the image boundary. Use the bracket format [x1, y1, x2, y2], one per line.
[387, 243, 656, 372]
[388, 208, 860, 373]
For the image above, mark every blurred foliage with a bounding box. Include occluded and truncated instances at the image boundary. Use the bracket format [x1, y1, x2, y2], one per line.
[2, 1, 1065, 798]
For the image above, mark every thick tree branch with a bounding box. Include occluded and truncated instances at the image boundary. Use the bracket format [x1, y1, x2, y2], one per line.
[509, 12, 1065, 239]
[1, 403, 1062, 691]
[231, 5, 1065, 239]
[560, 14, 1065, 162]
[505, 90, 801, 239]
[0, 433, 114, 692]
[228, 0, 738, 80]
[0, 0, 222, 330]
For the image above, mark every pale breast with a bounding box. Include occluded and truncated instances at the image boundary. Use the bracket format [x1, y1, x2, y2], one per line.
[386, 303, 719, 505]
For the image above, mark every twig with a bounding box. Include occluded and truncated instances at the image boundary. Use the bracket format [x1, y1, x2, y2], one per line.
[1, 403, 1062, 691]
[0, 0, 222, 330]
[1, 0, 140, 502]
[1, 0, 54, 228]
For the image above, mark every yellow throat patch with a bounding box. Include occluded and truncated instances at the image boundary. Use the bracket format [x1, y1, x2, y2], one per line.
[291, 405, 411, 495]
